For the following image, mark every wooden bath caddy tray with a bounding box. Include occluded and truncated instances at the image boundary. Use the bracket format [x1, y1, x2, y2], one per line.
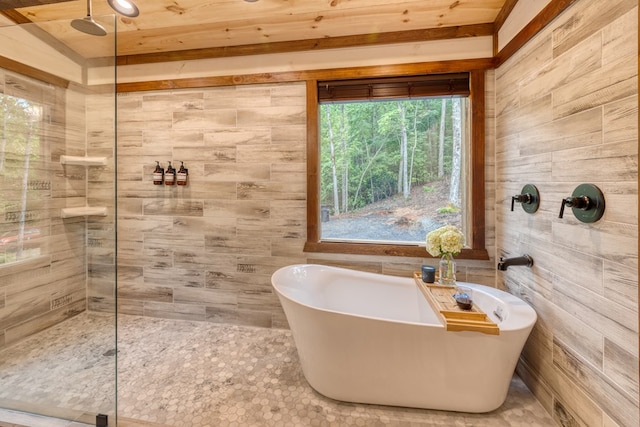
[413, 272, 499, 335]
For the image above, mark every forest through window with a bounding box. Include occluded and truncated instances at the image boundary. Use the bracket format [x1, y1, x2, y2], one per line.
[0, 92, 46, 264]
[319, 96, 468, 245]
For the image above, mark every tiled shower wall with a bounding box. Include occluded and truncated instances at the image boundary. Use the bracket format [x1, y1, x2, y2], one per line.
[0, 73, 88, 350]
[109, 81, 497, 328]
[494, 0, 638, 425]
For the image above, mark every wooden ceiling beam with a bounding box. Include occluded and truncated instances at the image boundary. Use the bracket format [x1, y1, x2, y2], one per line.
[116, 57, 495, 92]
[116, 23, 494, 66]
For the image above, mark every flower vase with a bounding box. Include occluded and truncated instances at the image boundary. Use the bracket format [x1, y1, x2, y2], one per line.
[438, 253, 456, 287]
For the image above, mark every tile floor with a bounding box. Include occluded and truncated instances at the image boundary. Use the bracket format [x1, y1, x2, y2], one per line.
[0, 312, 556, 426]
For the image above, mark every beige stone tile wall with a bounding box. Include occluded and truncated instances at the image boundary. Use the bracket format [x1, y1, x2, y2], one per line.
[494, 0, 638, 425]
[111, 81, 497, 328]
[0, 73, 89, 350]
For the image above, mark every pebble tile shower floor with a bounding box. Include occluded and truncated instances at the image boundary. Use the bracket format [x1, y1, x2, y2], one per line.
[0, 313, 555, 426]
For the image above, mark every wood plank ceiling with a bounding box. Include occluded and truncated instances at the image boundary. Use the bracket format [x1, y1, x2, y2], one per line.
[1, 0, 509, 61]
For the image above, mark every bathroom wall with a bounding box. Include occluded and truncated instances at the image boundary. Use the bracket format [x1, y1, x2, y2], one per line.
[109, 80, 496, 327]
[494, 0, 638, 425]
[0, 71, 88, 350]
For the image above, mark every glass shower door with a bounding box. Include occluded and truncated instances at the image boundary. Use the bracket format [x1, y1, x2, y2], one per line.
[0, 13, 117, 426]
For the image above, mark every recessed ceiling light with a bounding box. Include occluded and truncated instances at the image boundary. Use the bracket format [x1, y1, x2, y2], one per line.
[107, 0, 140, 17]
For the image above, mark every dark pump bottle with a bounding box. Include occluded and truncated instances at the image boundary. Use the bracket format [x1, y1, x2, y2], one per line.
[153, 161, 164, 185]
[164, 161, 175, 185]
[176, 161, 188, 186]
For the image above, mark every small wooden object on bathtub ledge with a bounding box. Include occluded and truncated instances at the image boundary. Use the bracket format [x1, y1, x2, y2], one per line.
[412, 272, 499, 335]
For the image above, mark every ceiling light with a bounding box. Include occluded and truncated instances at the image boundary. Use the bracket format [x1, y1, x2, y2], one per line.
[107, 0, 139, 17]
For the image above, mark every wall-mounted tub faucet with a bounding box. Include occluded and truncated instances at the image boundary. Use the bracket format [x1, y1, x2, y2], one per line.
[497, 254, 533, 271]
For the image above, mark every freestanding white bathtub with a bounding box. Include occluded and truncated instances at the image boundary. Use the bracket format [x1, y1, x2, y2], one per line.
[271, 264, 537, 413]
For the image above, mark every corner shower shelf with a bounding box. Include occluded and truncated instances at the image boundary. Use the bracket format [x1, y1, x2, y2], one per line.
[60, 207, 108, 218]
[413, 272, 499, 335]
[60, 155, 107, 166]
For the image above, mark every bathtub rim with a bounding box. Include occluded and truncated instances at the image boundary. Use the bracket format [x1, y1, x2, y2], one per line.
[271, 263, 537, 333]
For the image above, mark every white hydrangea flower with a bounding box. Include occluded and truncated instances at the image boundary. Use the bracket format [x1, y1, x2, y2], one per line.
[425, 225, 464, 257]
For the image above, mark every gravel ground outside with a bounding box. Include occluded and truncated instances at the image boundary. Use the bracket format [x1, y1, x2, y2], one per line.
[320, 181, 461, 243]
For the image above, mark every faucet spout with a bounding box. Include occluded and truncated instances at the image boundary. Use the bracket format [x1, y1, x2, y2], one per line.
[497, 254, 533, 271]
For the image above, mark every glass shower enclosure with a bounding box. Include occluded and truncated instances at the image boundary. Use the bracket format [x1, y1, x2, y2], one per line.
[0, 13, 117, 426]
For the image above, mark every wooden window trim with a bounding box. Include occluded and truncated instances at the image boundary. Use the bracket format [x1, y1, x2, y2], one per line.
[304, 69, 488, 260]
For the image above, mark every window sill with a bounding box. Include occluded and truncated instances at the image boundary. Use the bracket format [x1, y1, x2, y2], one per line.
[304, 241, 489, 260]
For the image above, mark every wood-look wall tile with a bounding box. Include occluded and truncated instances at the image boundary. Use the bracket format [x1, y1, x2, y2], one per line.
[553, 275, 638, 355]
[236, 218, 305, 239]
[519, 31, 602, 108]
[170, 181, 237, 200]
[117, 111, 173, 131]
[203, 86, 271, 109]
[518, 107, 602, 157]
[603, 338, 639, 399]
[602, 6, 637, 66]
[552, 140, 637, 182]
[204, 128, 271, 146]
[143, 130, 205, 148]
[119, 215, 174, 234]
[143, 301, 206, 321]
[236, 181, 305, 201]
[203, 199, 269, 219]
[205, 306, 271, 328]
[237, 106, 306, 127]
[203, 163, 270, 182]
[173, 216, 237, 237]
[515, 361, 554, 416]
[236, 256, 306, 275]
[142, 91, 204, 112]
[552, 56, 637, 120]
[552, 221, 637, 269]
[603, 260, 637, 311]
[552, 305, 604, 368]
[118, 299, 144, 316]
[236, 144, 305, 163]
[117, 283, 173, 303]
[144, 267, 205, 288]
[204, 234, 271, 256]
[143, 199, 204, 216]
[174, 287, 236, 306]
[173, 146, 237, 162]
[553, 338, 636, 427]
[173, 110, 237, 129]
[271, 124, 306, 143]
[599, 182, 637, 225]
[270, 238, 306, 258]
[496, 94, 554, 140]
[205, 270, 271, 291]
[4, 300, 85, 346]
[552, 0, 637, 58]
[603, 95, 638, 144]
[238, 290, 280, 313]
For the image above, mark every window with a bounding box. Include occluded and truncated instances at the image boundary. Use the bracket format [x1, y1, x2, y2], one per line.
[305, 70, 487, 259]
[0, 80, 48, 265]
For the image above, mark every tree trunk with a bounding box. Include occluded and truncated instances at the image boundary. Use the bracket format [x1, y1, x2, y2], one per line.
[339, 104, 348, 212]
[438, 98, 446, 178]
[397, 102, 410, 198]
[449, 98, 462, 207]
[409, 104, 419, 193]
[326, 107, 340, 215]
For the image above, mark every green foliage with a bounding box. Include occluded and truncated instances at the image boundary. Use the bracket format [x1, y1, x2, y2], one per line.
[422, 185, 435, 193]
[320, 97, 462, 212]
[437, 204, 460, 214]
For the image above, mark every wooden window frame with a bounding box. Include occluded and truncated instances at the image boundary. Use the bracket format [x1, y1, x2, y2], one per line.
[304, 69, 488, 260]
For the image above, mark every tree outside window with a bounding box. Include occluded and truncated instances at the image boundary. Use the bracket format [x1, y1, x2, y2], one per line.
[319, 97, 467, 245]
[0, 93, 45, 264]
